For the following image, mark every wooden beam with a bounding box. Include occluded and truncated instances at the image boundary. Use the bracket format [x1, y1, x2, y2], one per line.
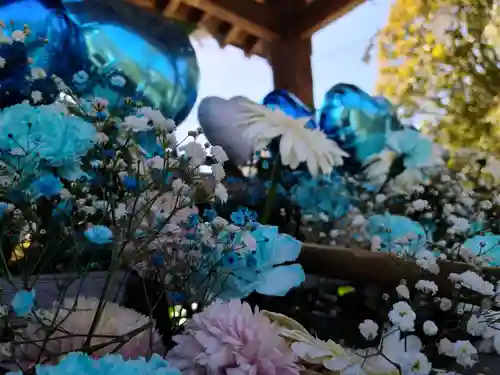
[293, 0, 366, 39]
[300, 243, 500, 296]
[181, 0, 281, 41]
[240, 34, 259, 57]
[161, 0, 182, 16]
[221, 25, 242, 47]
[250, 39, 266, 57]
[196, 13, 224, 45]
[269, 36, 313, 106]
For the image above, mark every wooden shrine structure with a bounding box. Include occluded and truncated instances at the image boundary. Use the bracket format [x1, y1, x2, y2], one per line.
[127, 0, 365, 107]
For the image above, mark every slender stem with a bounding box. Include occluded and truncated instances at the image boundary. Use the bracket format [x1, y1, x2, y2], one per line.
[261, 156, 281, 224]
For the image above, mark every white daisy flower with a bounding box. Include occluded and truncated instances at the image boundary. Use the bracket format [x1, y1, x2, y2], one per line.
[235, 98, 347, 175]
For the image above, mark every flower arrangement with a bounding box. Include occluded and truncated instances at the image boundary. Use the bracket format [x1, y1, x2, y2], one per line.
[2, 19, 500, 375]
[194, 90, 500, 374]
[0, 22, 312, 374]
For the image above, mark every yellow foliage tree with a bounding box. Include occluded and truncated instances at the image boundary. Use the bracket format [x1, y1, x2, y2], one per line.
[377, 0, 500, 154]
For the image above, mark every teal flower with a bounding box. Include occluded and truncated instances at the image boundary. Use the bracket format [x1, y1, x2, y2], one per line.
[6, 352, 181, 375]
[123, 175, 138, 191]
[386, 129, 435, 169]
[291, 173, 351, 220]
[30, 174, 63, 198]
[202, 208, 217, 222]
[52, 200, 73, 217]
[248, 225, 305, 296]
[368, 214, 427, 254]
[84, 225, 113, 245]
[0, 202, 9, 218]
[11, 289, 35, 317]
[364, 129, 443, 190]
[230, 210, 246, 225]
[463, 233, 500, 266]
[0, 103, 96, 180]
[205, 225, 305, 299]
[469, 219, 484, 236]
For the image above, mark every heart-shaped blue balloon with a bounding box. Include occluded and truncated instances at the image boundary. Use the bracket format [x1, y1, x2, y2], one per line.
[259, 86, 405, 173]
[62, 0, 199, 124]
[263, 90, 316, 129]
[0, 0, 87, 108]
[318, 83, 403, 164]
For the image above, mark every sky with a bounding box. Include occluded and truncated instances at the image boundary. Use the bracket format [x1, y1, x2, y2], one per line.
[176, 0, 394, 140]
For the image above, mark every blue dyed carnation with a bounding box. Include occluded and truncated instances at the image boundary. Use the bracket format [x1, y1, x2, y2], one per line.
[229, 208, 258, 227]
[84, 225, 113, 245]
[30, 174, 63, 198]
[0, 103, 96, 180]
[186, 214, 199, 228]
[0, 202, 9, 218]
[230, 210, 246, 226]
[6, 352, 181, 375]
[291, 173, 352, 220]
[368, 214, 427, 254]
[11, 289, 35, 317]
[203, 208, 217, 222]
[123, 175, 138, 190]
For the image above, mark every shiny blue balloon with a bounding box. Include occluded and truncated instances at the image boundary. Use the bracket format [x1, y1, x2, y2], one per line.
[62, 0, 199, 124]
[263, 90, 316, 129]
[0, 0, 86, 108]
[318, 83, 403, 165]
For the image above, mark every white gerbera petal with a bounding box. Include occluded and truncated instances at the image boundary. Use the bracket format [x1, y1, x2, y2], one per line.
[279, 131, 294, 162]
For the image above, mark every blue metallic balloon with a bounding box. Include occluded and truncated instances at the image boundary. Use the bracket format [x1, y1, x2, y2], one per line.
[0, 0, 86, 108]
[263, 90, 316, 129]
[62, 0, 199, 124]
[318, 83, 403, 165]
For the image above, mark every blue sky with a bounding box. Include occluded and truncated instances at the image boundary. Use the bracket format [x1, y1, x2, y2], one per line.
[176, 0, 393, 139]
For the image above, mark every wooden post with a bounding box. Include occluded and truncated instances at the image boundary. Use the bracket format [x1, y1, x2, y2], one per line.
[269, 37, 314, 107]
[268, 0, 314, 107]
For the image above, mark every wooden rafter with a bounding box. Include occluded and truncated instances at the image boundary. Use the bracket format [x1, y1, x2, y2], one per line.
[160, 0, 182, 16]
[127, 0, 366, 55]
[292, 0, 366, 39]
[240, 34, 261, 57]
[221, 25, 242, 47]
[180, 0, 281, 41]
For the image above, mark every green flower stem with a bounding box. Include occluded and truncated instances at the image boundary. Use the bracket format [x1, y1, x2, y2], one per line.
[261, 156, 281, 224]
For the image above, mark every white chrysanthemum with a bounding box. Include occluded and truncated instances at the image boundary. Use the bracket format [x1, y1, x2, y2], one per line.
[236, 99, 347, 176]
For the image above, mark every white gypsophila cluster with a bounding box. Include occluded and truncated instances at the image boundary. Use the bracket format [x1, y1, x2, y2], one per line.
[266, 255, 500, 375]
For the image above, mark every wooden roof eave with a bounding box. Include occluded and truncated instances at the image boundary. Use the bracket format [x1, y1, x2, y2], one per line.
[147, 0, 281, 42]
[291, 0, 367, 39]
[127, 0, 366, 59]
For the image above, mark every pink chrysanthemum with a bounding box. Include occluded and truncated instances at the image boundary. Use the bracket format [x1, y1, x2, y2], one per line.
[21, 296, 165, 364]
[167, 300, 300, 375]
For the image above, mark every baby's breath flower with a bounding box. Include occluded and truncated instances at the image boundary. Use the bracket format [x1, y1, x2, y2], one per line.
[415, 280, 439, 295]
[358, 319, 378, 340]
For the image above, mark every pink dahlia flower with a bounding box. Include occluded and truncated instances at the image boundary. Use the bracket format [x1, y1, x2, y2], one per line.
[167, 300, 300, 375]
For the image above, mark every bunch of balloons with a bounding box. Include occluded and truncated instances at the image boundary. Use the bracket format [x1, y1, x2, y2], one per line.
[263, 85, 403, 171]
